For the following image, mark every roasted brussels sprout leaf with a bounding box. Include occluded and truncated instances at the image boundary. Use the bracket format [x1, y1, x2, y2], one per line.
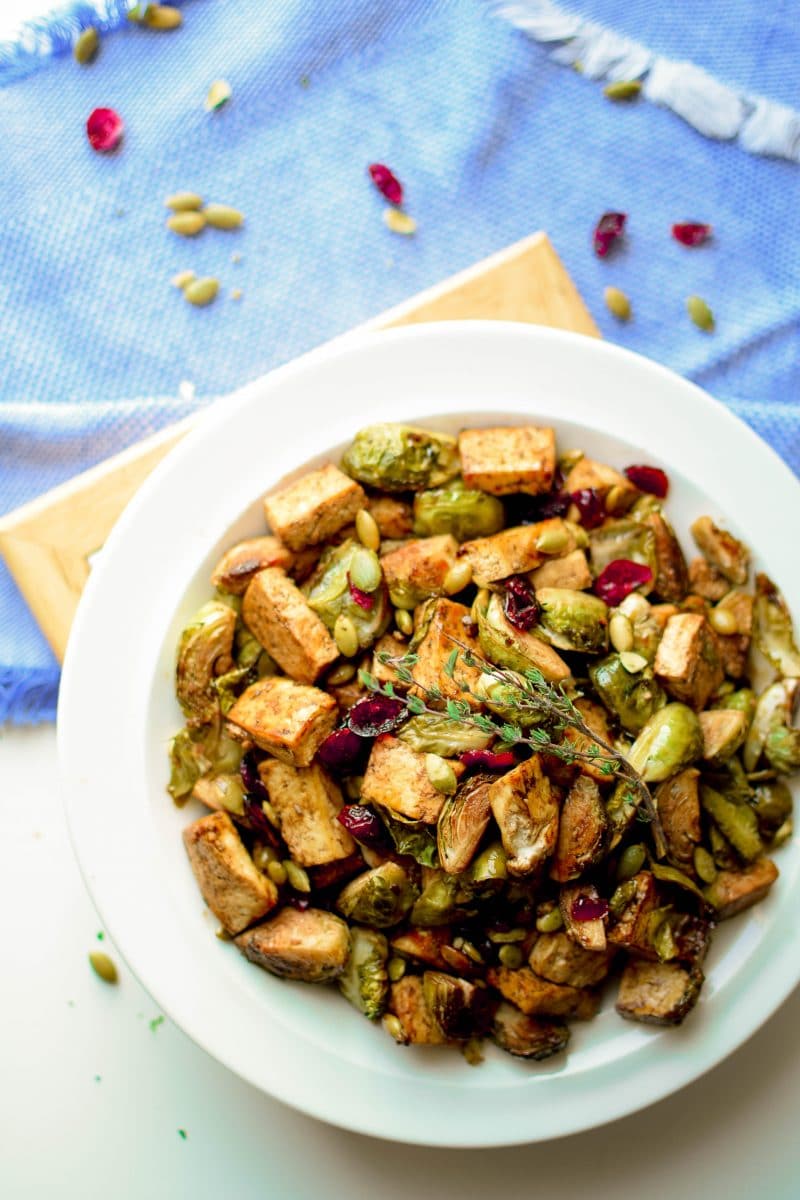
[701, 785, 764, 861]
[336, 862, 418, 927]
[338, 927, 389, 1019]
[535, 588, 609, 655]
[753, 574, 800, 677]
[413, 478, 505, 541]
[342, 423, 460, 492]
[437, 773, 494, 875]
[379, 809, 439, 867]
[492, 1003, 570, 1060]
[423, 971, 492, 1039]
[176, 601, 237, 725]
[590, 653, 666, 734]
[398, 713, 491, 757]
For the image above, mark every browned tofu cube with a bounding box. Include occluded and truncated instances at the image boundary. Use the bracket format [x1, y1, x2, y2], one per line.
[259, 759, 356, 866]
[642, 512, 689, 603]
[263, 463, 365, 552]
[390, 927, 454, 971]
[690, 516, 749, 585]
[236, 907, 351, 982]
[458, 526, 543, 586]
[705, 858, 779, 919]
[531, 548, 593, 591]
[489, 756, 558, 877]
[227, 677, 337, 766]
[492, 1004, 570, 1060]
[608, 870, 659, 955]
[380, 535, 458, 606]
[409, 598, 482, 704]
[563, 456, 637, 508]
[699, 708, 747, 763]
[371, 632, 411, 690]
[616, 959, 704, 1026]
[654, 612, 724, 709]
[688, 557, 729, 602]
[654, 768, 701, 873]
[559, 883, 607, 952]
[242, 568, 338, 685]
[458, 425, 556, 496]
[550, 775, 606, 882]
[367, 494, 413, 539]
[714, 589, 754, 678]
[361, 735, 464, 824]
[182, 811, 278, 935]
[487, 966, 599, 1020]
[528, 932, 613, 988]
[561, 697, 615, 784]
[211, 536, 294, 595]
[388, 976, 447, 1045]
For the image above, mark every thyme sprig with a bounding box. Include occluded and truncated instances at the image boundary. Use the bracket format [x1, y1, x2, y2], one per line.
[361, 640, 666, 857]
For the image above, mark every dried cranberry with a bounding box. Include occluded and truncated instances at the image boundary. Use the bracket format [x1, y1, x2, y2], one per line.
[317, 727, 364, 770]
[570, 488, 605, 529]
[347, 695, 406, 737]
[243, 797, 280, 848]
[368, 163, 403, 205]
[460, 748, 517, 772]
[86, 107, 123, 152]
[503, 575, 540, 632]
[571, 895, 609, 921]
[240, 751, 270, 804]
[504, 491, 571, 525]
[672, 221, 712, 247]
[337, 804, 389, 849]
[593, 211, 626, 257]
[625, 464, 669, 498]
[347, 574, 374, 611]
[594, 559, 653, 606]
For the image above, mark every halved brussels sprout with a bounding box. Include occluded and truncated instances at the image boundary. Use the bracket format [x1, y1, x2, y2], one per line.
[467, 841, 508, 885]
[338, 927, 390, 1019]
[341, 423, 460, 492]
[412, 478, 504, 541]
[167, 725, 243, 802]
[589, 653, 666, 733]
[743, 679, 799, 771]
[398, 713, 492, 757]
[477, 593, 571, 682]
[191, 771, 246, 816]
[492, 1003, 570, 1060]
[304, 539, 390, 649]
[437, 774, 493, 874]
[379, 808, 438, 867]
[422, 971, 492, 1039]
[701, 785, 764, 861]
[535, 588, 609, 654]
[764, 725, 800, 774]
[753, 574, 800, 677]
[588, 519, 657, 582]
[176, 601, 237, 725]
[750, 780, 793, 838]
[627, 704, 704, 783]
[409, 872, 461, 926]
[715, 687, 756, 729]
[336, 863, 418, 928]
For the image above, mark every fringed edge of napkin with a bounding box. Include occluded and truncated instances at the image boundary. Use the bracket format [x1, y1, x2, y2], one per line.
[0, 0, 153, 85]
[0, 666, 59, 725]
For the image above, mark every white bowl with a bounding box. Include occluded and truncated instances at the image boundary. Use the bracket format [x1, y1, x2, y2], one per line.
[59, 322, 800, 1147]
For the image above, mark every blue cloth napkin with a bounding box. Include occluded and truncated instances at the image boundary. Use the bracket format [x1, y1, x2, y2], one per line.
[1, 0, 798, 723]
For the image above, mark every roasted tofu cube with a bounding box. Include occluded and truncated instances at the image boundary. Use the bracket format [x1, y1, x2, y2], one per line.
[410, 598, 482, 703]
[182, 811, 278, 935]
[530, 548, 593, 591]
[654, 613, 724, 710]
[489, 756, 558, 877]
[361, 735, 464, 824]
[380, 535, 458, 607]
[242, 568, 338, 685]
[608, 870, 659, 955]
[227, 677, 337, 766]
[654, 767, 701, 873]
[528, 932, 613, 988]
[714, 589, 754, 678]
[705, 858, 779, 919]
[259, 759, 356, 867]
[487, 966, 599, 1020]
[390, 927, 455, 971]
[691, 516, 750, 585]
[642, 512, 689, 603]
[616, 958, 704, 1026]
[388, 975, 448, 1045]
[367, 494, 413, 539]
[370, 632, 411, 690]
[211, 536, 294, 594]
[550, 775, 607, 882]
[492, 1004, 570, 1061]
[699, 708, 747, 763]
[688, 557, 729, 602]
[263, 463, 365, 552]
[458, 526, 543, 586]
[561, 698, 615, 784]
[559, 883, 607, 952]
[564, 456, 637, 507]
[235, 907, 351, 982]
[458, 425, 556, 496]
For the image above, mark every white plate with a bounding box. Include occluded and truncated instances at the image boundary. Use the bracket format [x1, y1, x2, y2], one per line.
[59, 322, 800, 1147]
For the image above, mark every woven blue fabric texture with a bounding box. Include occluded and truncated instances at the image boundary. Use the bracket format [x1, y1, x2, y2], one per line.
[0, 0, 798, 722]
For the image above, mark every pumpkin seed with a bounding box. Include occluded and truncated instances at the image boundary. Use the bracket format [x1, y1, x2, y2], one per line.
[687, 295, 715, 331]
[267, 860, 288, 886]
[382, 1013, 406, 1043]
[183, 277, 219, 307]
[165, 191, 203, 212]
[383, 208, 416, 236]
[425, 753, 457, 795]
[205, 79, 232, 111]
[605, 483, 634, 514]
[619, 592, 650, 622]
[167, 211, 206, 237]
[355, 507, 381, 552]
[344, 775, 363, 801]
[487, 927, 527, 944]
[252, 842, 279, 871]
[709, 606, 738, 636]
[535, 525, 569, 555]
[617, 842, 646, 880]
[88, 951, 118, 984]
[261, 800, 280, 827]
[284, 861, 311, 893]
[395, 608, 414, 636]
[334, 614, 359, 657]
[535, 907, 563, 933]
[619, 650, 648, 674]
[693, 845, 718, 884]
[327, 661, 357, 685]
[74, 26, 99, 64]
[387, 956, 406, 982]
[604, 286, 631, 321]
[603, 79, 642, 101]
[443, 558, 473, 595]
[203, 203, 244, 230]
[350, 547, 382, 593]
[558, 448, 584, 473]
[609, 612, 634, 653]
[143, 5, 182, 29]
[498, 944, 524, 968]
[170, 269, 195, 290]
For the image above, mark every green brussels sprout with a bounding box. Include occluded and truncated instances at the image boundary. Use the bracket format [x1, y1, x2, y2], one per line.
[437, 774, 493, 875]
[590, 653, 666, 733]
[409, 872, 461, 926]
[648, 861, 706, 903]
[338, 927, 389, 1019]
[630, 495, 663, 519]
[379, 809, 438, 867]
[336, 863, 418, 928]
[304, 539, 390, 649]
[627, 704, 704, 783]
[398, 713, 492, 757]
[167, 725, 242, 802]
[750, 780, 793, 837]
[764, 725, 800, 774]
[422, 971, 491, 1039]
[492, 1003, 570, 1060]
[535, 587, 609, 654]
[193, 772, 247, 816]
[753, 573, 800, 678]
[703, 756, 753, 806]
[701, 785, 764, 861]
[477, 592, 571, 682]
[743, 680, 799, 771]
[341, 423, 460, 492]
[588, 519, 657, 583]
[715, 687, 757, 728]
[467, 840, 508, 885]
[412, 478, 504, 541]
[176, 601, 237, 725]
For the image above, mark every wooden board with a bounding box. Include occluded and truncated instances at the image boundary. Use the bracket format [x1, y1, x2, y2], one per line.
[0, 232, 598, 662]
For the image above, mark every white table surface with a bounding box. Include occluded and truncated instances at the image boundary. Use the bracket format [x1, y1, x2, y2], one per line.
[3, 723, 799, 1199]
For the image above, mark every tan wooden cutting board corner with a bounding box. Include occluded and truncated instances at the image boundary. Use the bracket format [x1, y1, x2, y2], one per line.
[0, 231, 599, 663]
